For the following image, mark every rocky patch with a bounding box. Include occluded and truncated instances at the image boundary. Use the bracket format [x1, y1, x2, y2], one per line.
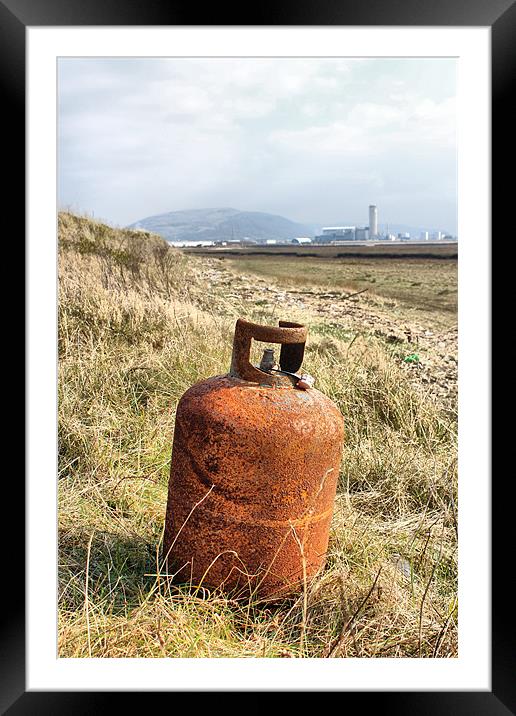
[192, 259, 458, 414]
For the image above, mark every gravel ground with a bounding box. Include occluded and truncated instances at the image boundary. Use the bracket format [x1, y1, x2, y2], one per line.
[193, 258, 458, 415]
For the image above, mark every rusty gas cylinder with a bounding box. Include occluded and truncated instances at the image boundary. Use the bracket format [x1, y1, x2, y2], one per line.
[163, 318, 345, 600]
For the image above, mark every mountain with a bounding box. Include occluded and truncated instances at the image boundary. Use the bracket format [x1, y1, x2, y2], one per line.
[128, 208, 317, 243]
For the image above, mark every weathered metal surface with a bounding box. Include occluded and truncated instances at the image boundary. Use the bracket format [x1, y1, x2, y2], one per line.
[278, 320, 306, 373]
[259, 348, 276, 372]
[229, 318, 307, 386]
[163, 319, 345, 600]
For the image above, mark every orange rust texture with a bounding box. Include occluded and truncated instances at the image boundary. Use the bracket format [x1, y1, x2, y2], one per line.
[229, 318, 307, 384]
[163, 376, 345, 599]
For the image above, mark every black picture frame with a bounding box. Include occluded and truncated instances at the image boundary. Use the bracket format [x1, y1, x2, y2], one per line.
[6, 0, 509, 711]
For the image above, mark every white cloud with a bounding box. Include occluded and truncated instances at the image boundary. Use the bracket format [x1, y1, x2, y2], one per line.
[268, 94, 455, 160]
[58, 57, 457, 231]
[348, 102, 404, 129]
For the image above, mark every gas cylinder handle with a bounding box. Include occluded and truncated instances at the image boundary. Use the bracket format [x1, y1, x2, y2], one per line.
[229, 318, 307, 383]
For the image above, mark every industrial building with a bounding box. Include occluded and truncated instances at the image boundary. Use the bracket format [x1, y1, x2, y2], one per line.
[314, 204, 378, 243]
[369, 205, 378, 238]
[322, 226, 355, 240]
[314, 225, 369, 243]
[311, 204, 458, 243]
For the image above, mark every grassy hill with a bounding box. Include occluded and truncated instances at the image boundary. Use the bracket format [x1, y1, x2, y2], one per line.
[58, 211, 457, 658]
[128, 207, 317, 243]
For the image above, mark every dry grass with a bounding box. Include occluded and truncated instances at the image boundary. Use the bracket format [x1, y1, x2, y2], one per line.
[58, 212, 458, 658]
[222, 254, 458, 327]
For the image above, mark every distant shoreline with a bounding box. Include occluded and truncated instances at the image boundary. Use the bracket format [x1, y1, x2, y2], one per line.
[181, 241, 458, 260]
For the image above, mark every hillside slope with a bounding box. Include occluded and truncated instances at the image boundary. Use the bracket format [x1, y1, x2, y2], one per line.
[129, 207, 316, 243]
[58, 212, 457, 659]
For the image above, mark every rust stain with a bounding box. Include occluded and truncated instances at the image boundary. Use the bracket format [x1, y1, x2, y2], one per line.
[163, 318, 345, 599]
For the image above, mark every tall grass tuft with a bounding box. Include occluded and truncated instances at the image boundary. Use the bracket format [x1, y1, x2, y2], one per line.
[58, 212, 457, 658]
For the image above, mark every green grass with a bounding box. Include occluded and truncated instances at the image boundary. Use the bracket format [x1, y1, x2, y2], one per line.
[58, 212, 458, 658]
[223, 255, 457, 321]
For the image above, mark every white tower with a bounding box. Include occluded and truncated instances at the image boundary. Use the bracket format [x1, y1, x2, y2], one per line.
[369, 205, 378, 238]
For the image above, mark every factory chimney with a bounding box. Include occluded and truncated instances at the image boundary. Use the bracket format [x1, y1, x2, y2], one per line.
[369, 205, 378, 238]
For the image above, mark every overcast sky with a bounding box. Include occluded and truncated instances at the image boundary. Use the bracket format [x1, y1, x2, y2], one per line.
[58, 57, 457, 233]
